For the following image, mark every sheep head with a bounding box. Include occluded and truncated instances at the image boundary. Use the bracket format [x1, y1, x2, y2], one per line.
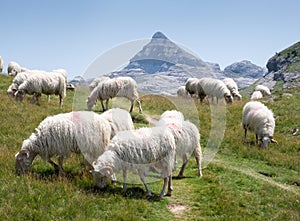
[224, 93, 233, 104]
[92, 161, 113, 189]
[15, 149, 35, 175]
[261, 135, 278, 148]
[14, 90, 26, 101]
[86, 96, 95, 111]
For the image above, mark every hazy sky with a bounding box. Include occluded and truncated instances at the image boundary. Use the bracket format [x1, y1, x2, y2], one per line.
[1, 0, 299, 79]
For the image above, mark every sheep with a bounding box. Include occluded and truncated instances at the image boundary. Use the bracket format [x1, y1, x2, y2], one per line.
[177, 86, 189, 98]
[15, 111, 112, 175]
[87, 76, 142, 113]
[156, 110, 202, 178]
[7, 61, 28, 77]
[92, 126, 176, 198]
[100, 108, 135, 139]
[223, 78, 242, 100]
[14, 71, 66, 108]
[7, 70, 44, 98]
[242, 101, 278, 148]
[0, 56, 3, 73]
[89, 76, 110, 91]
[255, 85, 271, 96]
[198, 77, 233, 104]
[250, 91, 263, 100]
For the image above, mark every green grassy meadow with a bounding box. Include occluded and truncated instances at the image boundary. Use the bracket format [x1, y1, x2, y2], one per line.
[0, 74, 299, 220]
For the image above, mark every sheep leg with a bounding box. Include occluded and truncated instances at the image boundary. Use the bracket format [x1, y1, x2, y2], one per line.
[59, 95, 63, 108]
[48, 159, 61, 173]
[165, 175, 173, 197]
[139, 169, 152, 196]
[100, 100, 105, 112]
[105, 99, 109, 111]
[243, 128, 247, 143]
[122, 169, 127, 192]
[136, 99, 143, 113]
[160, 176, 169, 198]
[47, 95, 50, 103]
[129, 100, 134, 113]
[177, 154, 188, 178]
[194, 147, 203, 177]
[256, 134, 259, 145]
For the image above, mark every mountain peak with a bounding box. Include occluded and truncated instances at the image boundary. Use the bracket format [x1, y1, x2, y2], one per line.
[152, 31, 168, 40]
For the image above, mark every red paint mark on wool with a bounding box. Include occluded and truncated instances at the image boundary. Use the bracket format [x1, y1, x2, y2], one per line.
[71, 112, 82, 125]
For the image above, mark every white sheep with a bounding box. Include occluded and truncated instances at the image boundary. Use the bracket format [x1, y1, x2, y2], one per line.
[223, 78, 242, 100]
[100, 108, 134, 138]
[15, 71, 66, 108]
[177, 86, 189, 98]
[156, 110, 202, 178]
[15, 111, 112, 175]
[7, 61, 28, 77]
[92, 126, 176, 198]
[242, 101, 277, 148]
[87, 76, 142, 113]
[89, 76, 110, 91]
[0, 56, 3, 73]
[198, 77, 233, 104]
[255, 85, 271, 96]
[250, 91, 263, 100]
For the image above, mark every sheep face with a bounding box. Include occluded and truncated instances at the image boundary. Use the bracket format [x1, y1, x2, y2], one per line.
[261, 135, 278, 148]
[15, 150, 34, 175]
[15, 90, 26, 101]
[224, 94, 233, 104]
[92, 161, 114, 189]
[233, 94, 242, 101]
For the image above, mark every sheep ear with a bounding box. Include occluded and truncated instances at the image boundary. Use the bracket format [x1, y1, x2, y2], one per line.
[99, 166, 113, 177]
[271, 138, 278, 144]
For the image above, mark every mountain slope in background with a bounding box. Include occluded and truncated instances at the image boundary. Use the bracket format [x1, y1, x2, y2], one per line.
[73, 32, 266, 94]
[256, 41, 300, 90]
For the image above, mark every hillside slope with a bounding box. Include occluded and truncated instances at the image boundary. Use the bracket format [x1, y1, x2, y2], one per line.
[256, 41, 300, 89]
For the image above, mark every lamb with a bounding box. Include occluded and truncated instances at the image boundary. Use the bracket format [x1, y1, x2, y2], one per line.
[223, 78, 242, 100]
[15, 111, 112, 175]
[87, 76, 142, 113]
[0, 56, 3, 73]
[242, 101, 277, 148]
[92, 126, 176, 198]
[15, 71, 66, 108]
[250, 91, 263, 100]
[198, 77, 233, 104]
[255, 85, 271, 96]
[7, 61, 28, 76]
[156, 110, 202, 178]
[177, 86, 189, 98]
[100, 108, 134, 138]
[89, 76, 110, 91]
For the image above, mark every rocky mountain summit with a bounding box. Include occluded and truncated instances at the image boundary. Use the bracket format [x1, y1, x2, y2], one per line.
[256, 41, 300, 90]
[74, 32, 266, 95]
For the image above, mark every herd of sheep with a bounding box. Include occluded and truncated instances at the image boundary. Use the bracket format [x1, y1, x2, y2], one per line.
[1, 59, 277, 198]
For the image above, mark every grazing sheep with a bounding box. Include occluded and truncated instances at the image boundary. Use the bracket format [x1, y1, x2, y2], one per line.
[223, 78, 242, 100]
[242, 101, 277, 148]
[177, 86, 189, 98]
[15, 71, 66, 108]
[100, 108, 134, 138]
[255, 85, 271, 96]
[89, 76, 110, 91]
[15, 111, 111, 175]
[92, 126, 176, 198]
[0, 56, 3, 73]
[250, 91, 263, 100]
[156, 110, 202, 178]
[198, 77, 233, 104]
[7, 61, 28, 77]
[87, 77, 142, 113]
[7, 70, 45, 98]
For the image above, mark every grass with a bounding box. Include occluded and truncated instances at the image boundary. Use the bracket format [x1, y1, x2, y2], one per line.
[0, 73, 299, 220]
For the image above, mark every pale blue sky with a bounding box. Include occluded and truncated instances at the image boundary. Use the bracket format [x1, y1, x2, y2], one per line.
[1, 0, 299, 79]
